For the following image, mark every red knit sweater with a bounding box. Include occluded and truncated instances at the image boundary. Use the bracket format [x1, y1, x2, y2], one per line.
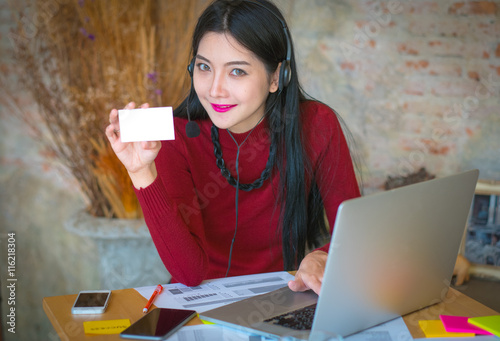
[134, 101, 360, 286]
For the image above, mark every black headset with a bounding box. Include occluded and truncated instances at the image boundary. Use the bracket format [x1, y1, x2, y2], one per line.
[187, 0, 292, 89]
[185, 0, 292, 139]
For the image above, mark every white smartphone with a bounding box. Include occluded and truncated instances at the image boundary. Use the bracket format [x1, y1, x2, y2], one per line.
[71, 290, 111, 315]
[120, 308, 197, 340]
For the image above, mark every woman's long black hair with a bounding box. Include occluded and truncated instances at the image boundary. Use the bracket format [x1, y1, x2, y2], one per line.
[174, 0, 328, 270]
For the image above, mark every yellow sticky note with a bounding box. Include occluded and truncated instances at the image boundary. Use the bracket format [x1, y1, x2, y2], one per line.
[199, 313, 215, 325]
[201, 319, 215, 325]
[83, 319, 131, 335]
[419, 320, 475, 338]
[468, 315, 500, 337]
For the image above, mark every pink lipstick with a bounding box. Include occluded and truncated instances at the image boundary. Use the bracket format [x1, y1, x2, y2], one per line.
[211, 103, 237, 113]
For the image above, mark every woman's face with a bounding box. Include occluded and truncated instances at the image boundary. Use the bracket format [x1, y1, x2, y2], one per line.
[193, 32, 279, 133]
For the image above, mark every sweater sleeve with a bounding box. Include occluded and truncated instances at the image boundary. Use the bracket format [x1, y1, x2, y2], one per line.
[134, 134, 209, 286]
[302, 102, 361, 254]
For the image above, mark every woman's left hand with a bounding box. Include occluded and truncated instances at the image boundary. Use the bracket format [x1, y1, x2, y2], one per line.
[453, 254, 471, 286]
[288, 250, 328, 295]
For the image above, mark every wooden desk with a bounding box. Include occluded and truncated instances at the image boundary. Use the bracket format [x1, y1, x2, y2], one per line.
[43, 287, 498, 340]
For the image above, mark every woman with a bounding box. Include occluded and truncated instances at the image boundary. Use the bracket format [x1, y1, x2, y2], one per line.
[106, 0, 360, 294]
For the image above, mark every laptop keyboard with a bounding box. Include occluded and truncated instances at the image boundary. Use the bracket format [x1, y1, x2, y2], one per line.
[263, 304, 317, 330]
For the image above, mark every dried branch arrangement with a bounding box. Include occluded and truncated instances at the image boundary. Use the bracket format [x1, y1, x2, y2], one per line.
[12, 0, 204, 218]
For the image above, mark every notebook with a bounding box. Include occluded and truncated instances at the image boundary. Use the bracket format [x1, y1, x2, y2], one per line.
[199, 169, 479, 339]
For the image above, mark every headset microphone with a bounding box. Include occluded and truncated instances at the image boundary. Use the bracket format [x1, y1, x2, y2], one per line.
[186, 119, 200, 138]
[186, 60, 200, 138]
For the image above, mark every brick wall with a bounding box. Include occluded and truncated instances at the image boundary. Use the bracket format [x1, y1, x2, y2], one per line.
[3, 0, 499, 195]
[291, 0, 500, 190]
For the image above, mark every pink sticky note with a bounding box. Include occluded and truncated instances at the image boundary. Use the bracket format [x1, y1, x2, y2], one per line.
[440, 315, 493, 335]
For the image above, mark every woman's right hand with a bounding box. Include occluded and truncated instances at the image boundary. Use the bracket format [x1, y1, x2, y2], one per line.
[105, 102, 161, 188]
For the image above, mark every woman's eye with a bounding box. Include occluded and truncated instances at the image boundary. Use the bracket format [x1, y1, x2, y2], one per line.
[197, 63, 210, 72]
[231, 68, 247, 76]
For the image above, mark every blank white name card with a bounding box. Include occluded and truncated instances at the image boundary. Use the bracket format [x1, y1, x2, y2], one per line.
[118, 106, 175, 142]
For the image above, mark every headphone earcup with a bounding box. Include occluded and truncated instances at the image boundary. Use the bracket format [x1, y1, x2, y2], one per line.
[187, 59, 195, 77]
[279, 60, 291, 91]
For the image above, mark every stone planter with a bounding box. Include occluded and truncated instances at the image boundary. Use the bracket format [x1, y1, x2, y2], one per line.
[65, 210, 171, 290]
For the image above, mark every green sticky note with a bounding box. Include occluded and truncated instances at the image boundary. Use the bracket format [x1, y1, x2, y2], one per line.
[468, 315, 500, 337]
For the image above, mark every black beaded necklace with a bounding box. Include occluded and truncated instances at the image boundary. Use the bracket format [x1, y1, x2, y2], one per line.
[211, 124, 275, 191]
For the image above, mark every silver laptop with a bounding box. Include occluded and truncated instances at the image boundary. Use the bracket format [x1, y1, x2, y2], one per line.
[200, 170, 479, 339]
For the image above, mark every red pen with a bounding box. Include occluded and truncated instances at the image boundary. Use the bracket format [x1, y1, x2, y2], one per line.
[143, 284, 163, 313]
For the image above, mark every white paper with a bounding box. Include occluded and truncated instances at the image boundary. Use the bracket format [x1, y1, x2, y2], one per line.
[135, 272, 414, 341]
[118, 106, 175, 142]
[345, 317, 412, 341]
[162, 318, 413, 341]
[135, 271, 295, 313]
[165, 324, 269, 341]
